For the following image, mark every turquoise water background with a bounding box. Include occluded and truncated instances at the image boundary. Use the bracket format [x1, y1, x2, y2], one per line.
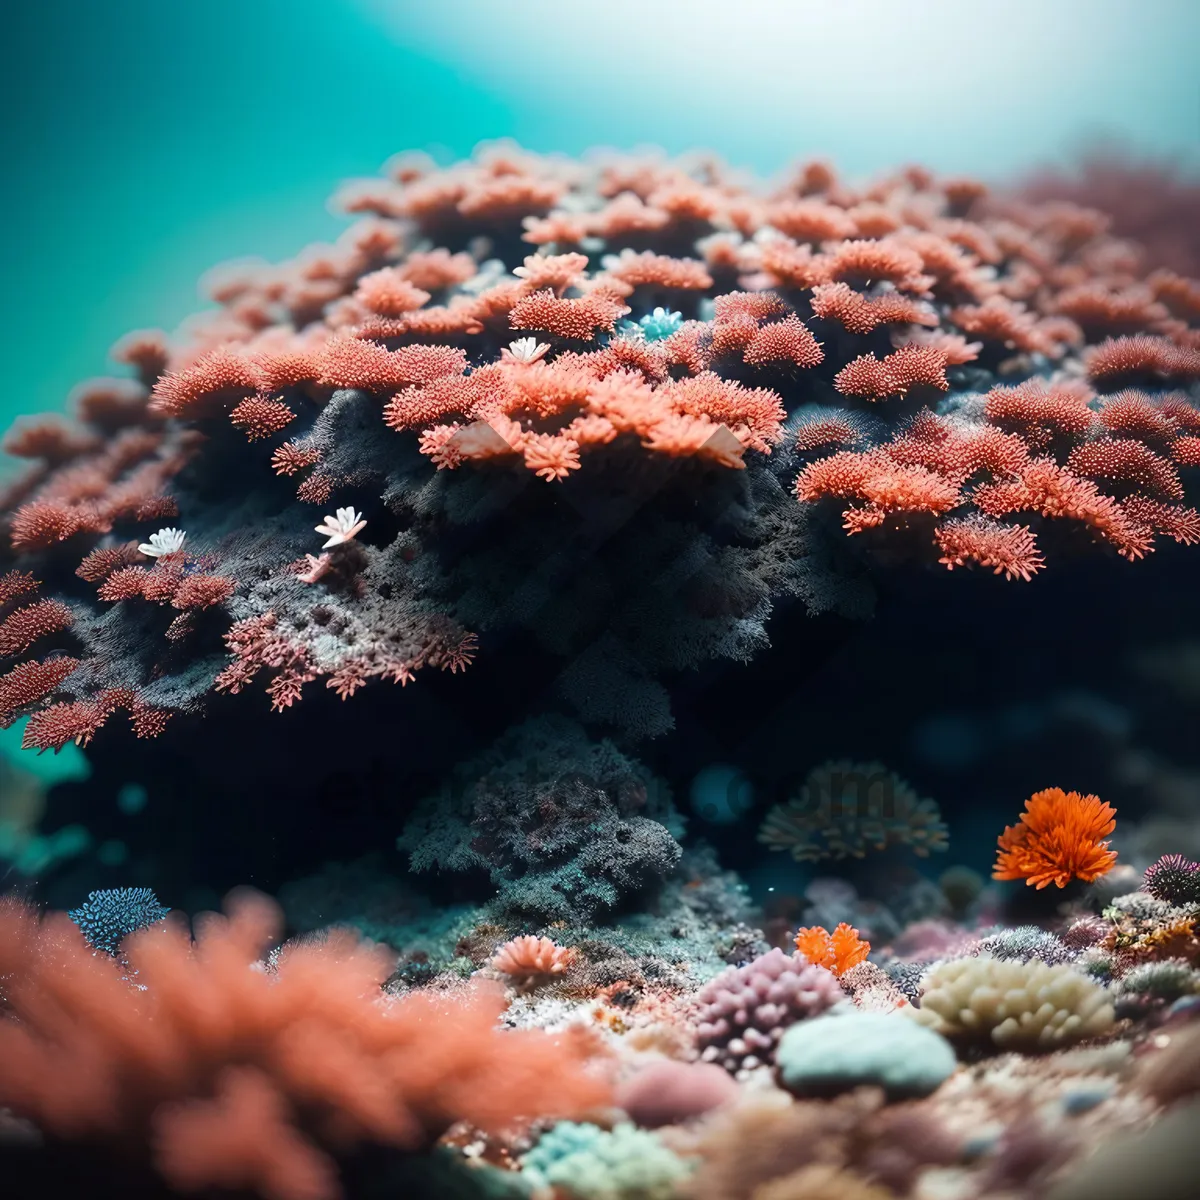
[2, 0, 1198, 449]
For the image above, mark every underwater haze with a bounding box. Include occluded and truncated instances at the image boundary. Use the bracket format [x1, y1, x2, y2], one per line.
[3, 0, 1198, 438]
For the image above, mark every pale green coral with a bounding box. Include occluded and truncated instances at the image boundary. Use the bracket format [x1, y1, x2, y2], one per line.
[519, 1121, 690, 1199]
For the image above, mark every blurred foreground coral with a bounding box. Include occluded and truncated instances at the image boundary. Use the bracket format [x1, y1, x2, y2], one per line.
[0, 890, 609, 1199]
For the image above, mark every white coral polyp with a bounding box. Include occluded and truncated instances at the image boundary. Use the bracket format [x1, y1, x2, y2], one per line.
[138, 527, 186, 557]
[504, 336, 550, 364]
[315, 507, 367, 549]
[910, 955, 1115, 1051]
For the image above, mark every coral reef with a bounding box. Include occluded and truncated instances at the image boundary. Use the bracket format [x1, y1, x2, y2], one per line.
[4, 147, 1199, 748]
[3, 141, 1200, 1200]
[1019, 148, 1200, 276]
[0, 890, 608, 1200]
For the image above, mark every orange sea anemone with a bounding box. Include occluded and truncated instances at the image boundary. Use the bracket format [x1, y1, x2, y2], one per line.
[993, 787, 1118, 889]
[793, 922, 870, 975]
[491, 934, 578, 986]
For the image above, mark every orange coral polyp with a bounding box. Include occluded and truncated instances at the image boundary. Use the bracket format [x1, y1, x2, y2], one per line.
[793, 922, 870, 976]
[992, 787, 1118, 889]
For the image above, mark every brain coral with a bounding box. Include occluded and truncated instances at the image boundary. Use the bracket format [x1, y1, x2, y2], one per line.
[3, 146, 1199, 746]
[910, 955, 1115, 1051]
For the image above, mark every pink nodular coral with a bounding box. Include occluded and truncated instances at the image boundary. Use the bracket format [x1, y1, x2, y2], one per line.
[694, 948, 844, 1077]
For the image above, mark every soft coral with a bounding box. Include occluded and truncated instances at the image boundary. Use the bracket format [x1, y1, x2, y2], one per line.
[0, 891, 610, 1200]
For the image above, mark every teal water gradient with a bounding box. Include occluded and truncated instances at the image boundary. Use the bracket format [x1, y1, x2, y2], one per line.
[2, 0, 1198, 450]
[1, 1, 509, 450]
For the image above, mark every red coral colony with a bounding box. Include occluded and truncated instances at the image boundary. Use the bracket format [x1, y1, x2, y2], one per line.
[0, 149, 1197, 749]
[3, 145, 1200, 1200]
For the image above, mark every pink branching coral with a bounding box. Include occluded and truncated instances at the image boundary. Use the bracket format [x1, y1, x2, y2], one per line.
[0, 655, 80, 729]
[935, 515, 1046, 581]
[1085, 335, 1200, 387]
[21, 686, 172, 750]
[833, 346, 950, 400]
[0, 572, 82, 729]
[810, 281, 937, 334]
[0, 594, 74, 657]
[984, 380, 1096, 447]
[1020, 151, 1200, 276]
[602, 249, 713, 291]
[212, 609, 475, 714]
[0, 892, 610, 1200]
[230, 396, 297, 441]
[508, 288, 630, 341]
[150, 346, 264, 418]
[794, 415, 864, 453]
[75, 541, 144, 581]
[795, 449, 962, 533]
[800, 371, 1200, 571]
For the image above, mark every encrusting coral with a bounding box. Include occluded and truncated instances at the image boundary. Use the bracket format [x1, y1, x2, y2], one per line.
[398, 716, 685, 923]
[774, 1010, 957, 1100]
[3, 146, 1200, 746]
[519, 1121, 690, 1199]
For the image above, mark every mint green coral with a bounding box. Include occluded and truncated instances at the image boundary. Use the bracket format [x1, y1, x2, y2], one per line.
[616, 307, 684, 343]
[519, 1121, 690, 1199]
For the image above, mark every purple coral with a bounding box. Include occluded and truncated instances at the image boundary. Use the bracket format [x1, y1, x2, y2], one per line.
[1142, 854, 1200, 905]
[1061, 915, 1110, 950]
[694, 948, 844, 1076]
